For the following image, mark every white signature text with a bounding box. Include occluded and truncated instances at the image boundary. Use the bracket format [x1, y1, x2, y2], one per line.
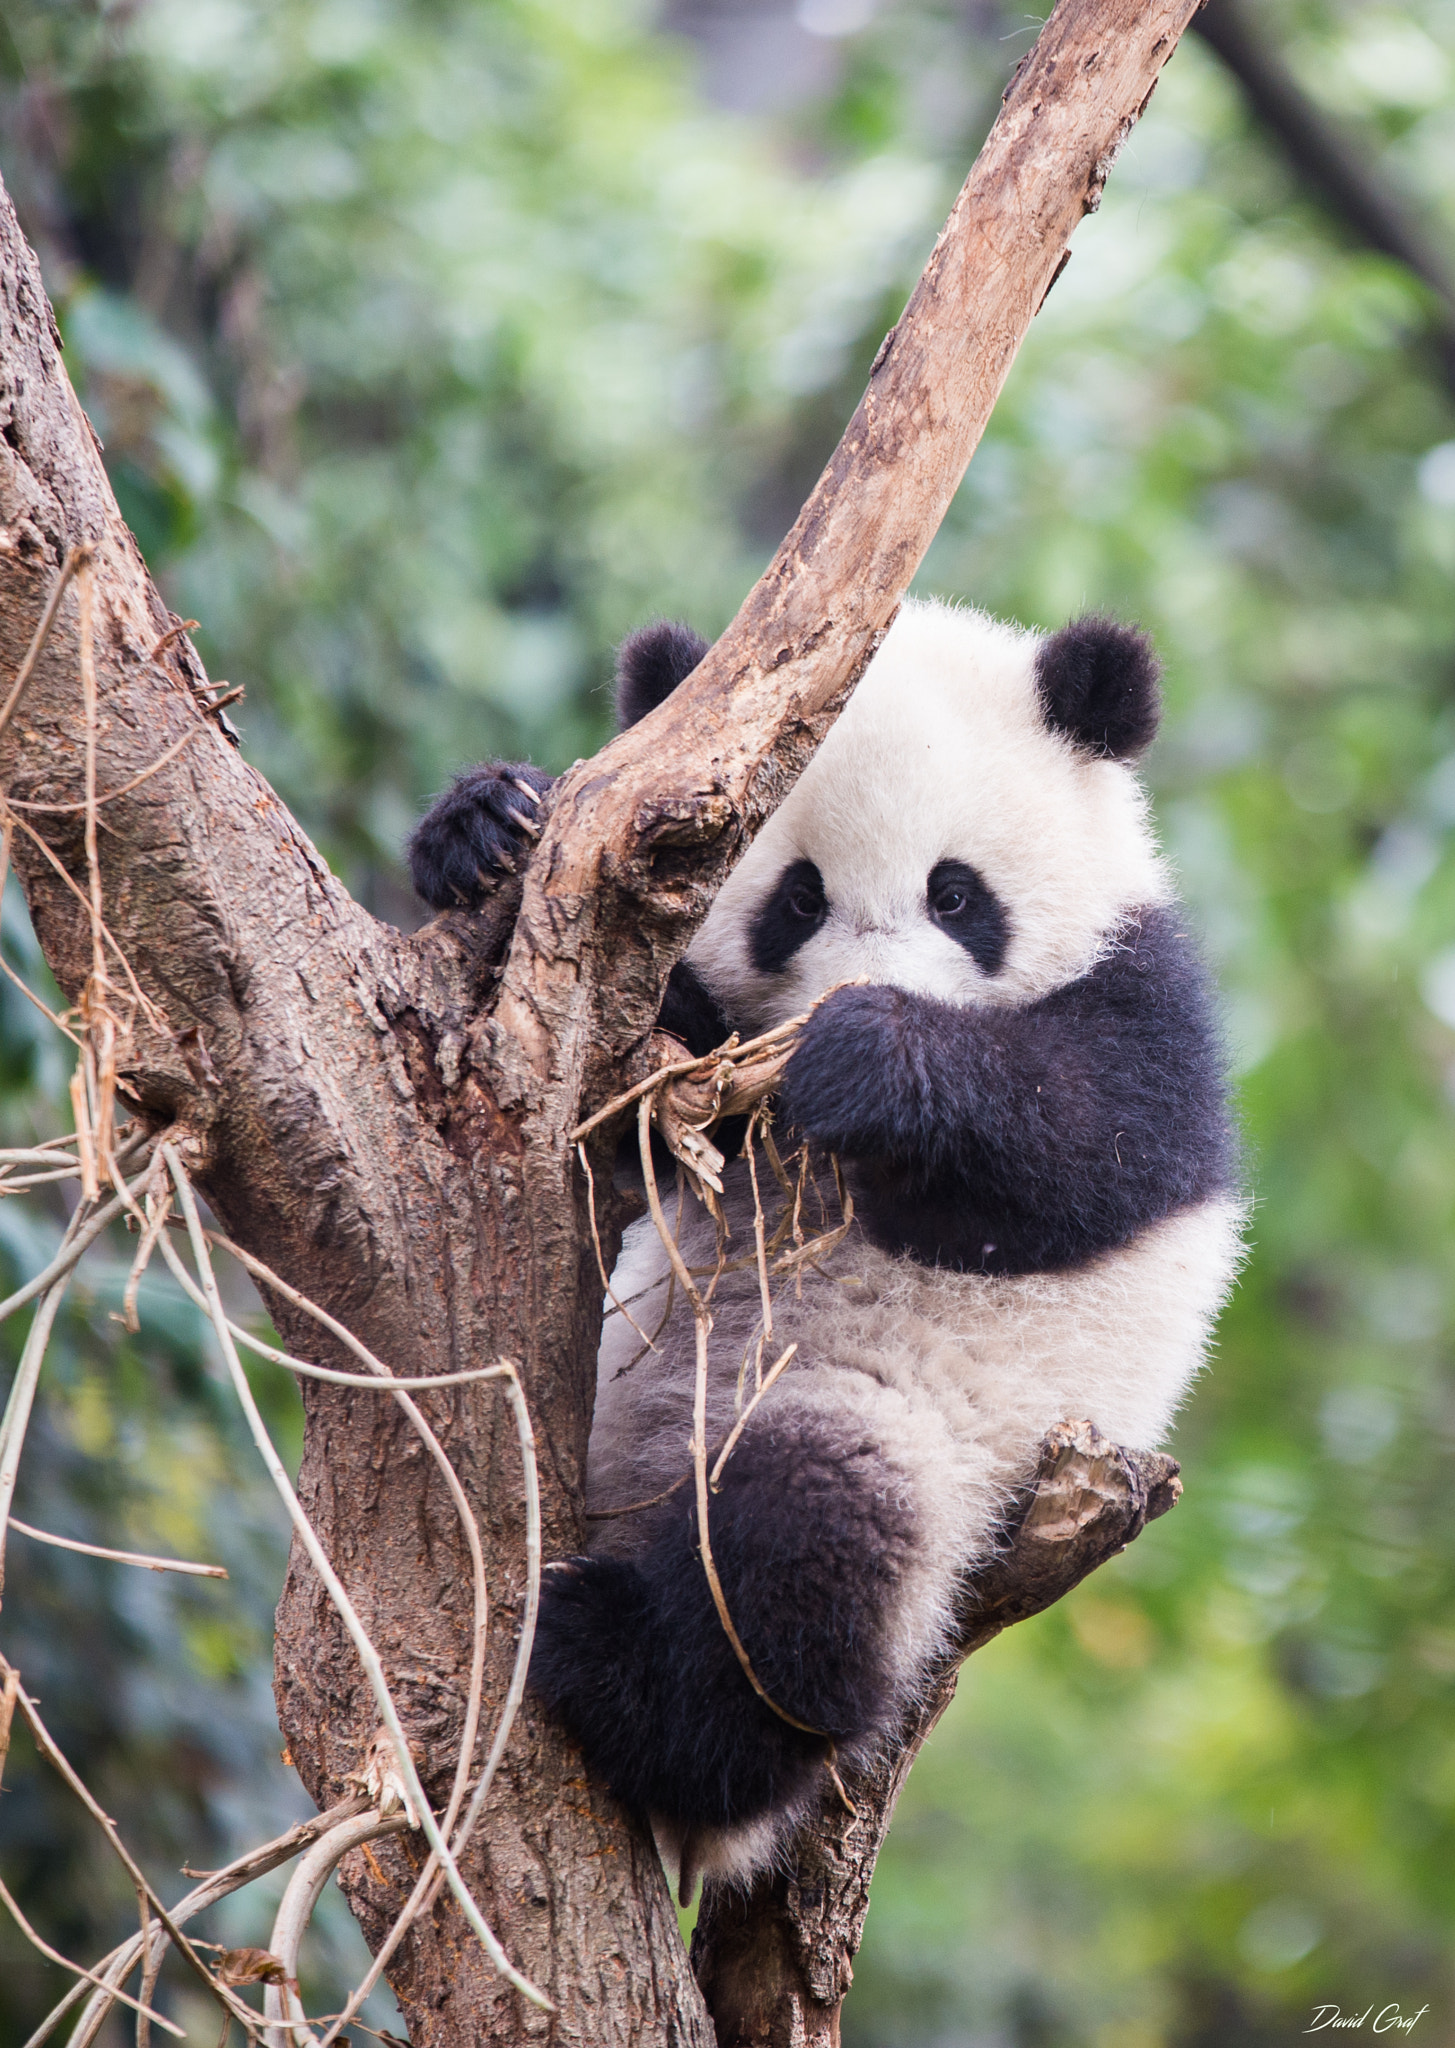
[1305, 2009, 1429, 2036]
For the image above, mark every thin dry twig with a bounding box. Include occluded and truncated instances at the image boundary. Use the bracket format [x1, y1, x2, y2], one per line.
[145, 619, 199, 663]
[0, 1650, 260, 2033]
[78, 557, 102, 990]
[0, 821, 83, 1045]
[5, 690, 244, 814]
[578, 1139, 658, 1354]
[34, 1801, 377, 2048]
[741, 1112, 775, 1401]
[6, 1516, 228, 1578]
[121, 1162, 170, 1332]
[0, 1270, 75, 1601]
[71, 552, 133, 1198]
[0, 1873, 186, 2039]
[0, 1165, 91, 1190]
[0, 1147, 157, 1328]
[0, 1660, 17, 1792]
[4, 806, 162, 1030]
[710, 1343, 798, 1491]
[604, 1172, 685, 1383]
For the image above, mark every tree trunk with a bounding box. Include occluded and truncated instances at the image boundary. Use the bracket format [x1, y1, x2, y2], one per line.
[0, 1, 1203, 2039]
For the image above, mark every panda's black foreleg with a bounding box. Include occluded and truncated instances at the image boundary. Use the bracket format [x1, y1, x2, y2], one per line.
[776, 939, 1233, 1274]
[529, 1411, 918, 1834]
[408, 760, 554, 909]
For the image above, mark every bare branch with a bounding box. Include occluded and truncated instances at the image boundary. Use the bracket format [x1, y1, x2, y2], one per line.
[1193, 0, 1455, 379]
[5, 1518, 228, 1578]
[499, 0, 1208, 1103]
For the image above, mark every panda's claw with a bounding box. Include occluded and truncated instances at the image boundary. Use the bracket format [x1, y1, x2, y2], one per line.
[408, 759, 554, 909]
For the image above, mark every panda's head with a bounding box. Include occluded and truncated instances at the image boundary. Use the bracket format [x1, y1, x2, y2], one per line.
[615, 599, 1171, 1035]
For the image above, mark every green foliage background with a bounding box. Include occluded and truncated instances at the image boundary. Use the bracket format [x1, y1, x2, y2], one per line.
[1, 1, 1454, 2042]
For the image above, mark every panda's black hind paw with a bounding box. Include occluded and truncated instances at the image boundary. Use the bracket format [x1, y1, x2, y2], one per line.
[408, 762, 554, 910]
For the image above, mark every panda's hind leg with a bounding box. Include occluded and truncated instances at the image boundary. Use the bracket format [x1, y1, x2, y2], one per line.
[529, 1396, 925, 1886]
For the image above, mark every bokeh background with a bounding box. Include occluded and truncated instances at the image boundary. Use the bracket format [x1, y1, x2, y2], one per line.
[1, 1, 1454, 2042]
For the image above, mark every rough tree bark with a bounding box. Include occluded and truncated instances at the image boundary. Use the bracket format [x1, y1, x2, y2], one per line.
[0, 2, 1203, 2040]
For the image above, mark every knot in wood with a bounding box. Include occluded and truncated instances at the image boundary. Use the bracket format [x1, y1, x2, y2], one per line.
[631, 791, 735, 850]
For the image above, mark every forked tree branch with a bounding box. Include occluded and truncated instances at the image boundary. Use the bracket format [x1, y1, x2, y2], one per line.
[0, 1, 1203, 2039]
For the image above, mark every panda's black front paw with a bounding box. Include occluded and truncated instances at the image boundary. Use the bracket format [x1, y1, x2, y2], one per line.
[779, 984, 937, 1160]
[408, 762, 554, 910]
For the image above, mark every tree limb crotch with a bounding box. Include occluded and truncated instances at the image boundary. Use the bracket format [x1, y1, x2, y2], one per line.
[0, 0, 1205, 2038]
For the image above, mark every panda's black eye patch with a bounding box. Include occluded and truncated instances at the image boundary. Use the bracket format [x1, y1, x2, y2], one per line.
[750, 859, 828, 975]
[927, 860, 1010, 975]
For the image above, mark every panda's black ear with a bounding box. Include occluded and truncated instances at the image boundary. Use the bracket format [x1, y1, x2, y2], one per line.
[615, 622, 711, 730]
[1035, 616, 1162, 760]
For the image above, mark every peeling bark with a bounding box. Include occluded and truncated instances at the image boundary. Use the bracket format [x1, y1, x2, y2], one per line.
[0, 1, 1203, 2039]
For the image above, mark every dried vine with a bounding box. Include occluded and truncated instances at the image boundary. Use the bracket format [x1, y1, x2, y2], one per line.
[0, 567, 549, 2039]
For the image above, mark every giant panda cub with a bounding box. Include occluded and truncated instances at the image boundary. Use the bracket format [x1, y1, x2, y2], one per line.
[408, 598, 1244, 1900]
